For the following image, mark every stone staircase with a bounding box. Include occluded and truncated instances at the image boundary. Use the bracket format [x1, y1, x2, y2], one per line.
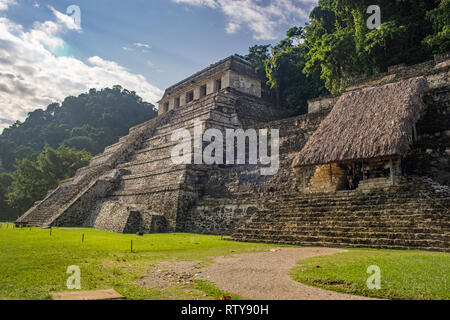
[77, 95, 223, 232]
[231, 177, 450, 251]
[16, 182, 79, 227]
[16, 110, 176, 228]
[17, 88, 285, 233]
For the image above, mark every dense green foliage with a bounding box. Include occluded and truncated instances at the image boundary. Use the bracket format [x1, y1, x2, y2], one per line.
[0, 173, 17, 221]
[6, 146, 91, 212]
[291, 249, 449, 300]
[0, 86, 157, 221]
[423, 0, 450, 53]
[246, 0, 448, 114]
[0, 227, 273, 299]
[0, 86, 157, 171]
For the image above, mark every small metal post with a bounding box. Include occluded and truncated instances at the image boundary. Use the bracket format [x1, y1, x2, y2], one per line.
[82, 233, 84, 243]
[131, 240, 133, 253]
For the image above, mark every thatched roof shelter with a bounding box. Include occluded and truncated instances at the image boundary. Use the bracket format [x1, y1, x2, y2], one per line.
[292, 77, 427, 168]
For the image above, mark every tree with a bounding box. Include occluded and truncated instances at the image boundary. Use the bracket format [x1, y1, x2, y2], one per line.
[303, 0, 439, 93]
[244, 45, 274, 101]
[266, 43, 327, 114]
[245, 28, 328, 115]
[0, 172, 19, 221]
[6, 146, 91, 212]
[0, 86, 157, 170]
[245, 0, 444, 111]
[423, 0, 450, 54]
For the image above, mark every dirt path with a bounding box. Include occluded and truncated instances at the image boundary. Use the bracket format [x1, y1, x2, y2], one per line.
[140, 247, 373, 300]
[198, 247, 371, 300]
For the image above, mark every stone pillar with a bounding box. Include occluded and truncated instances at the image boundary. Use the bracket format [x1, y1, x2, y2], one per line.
[206, 80, 215, 95]
[222, 70, 231, 89]
[389, 157, 402, 186]
[180, 94, 187, 107]
[169, 98, 175, 110]
[193, 87, 201, 100]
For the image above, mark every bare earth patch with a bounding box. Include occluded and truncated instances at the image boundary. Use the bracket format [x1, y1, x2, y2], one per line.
[140, 247, 373, 300]
[139, 260, 206, 290]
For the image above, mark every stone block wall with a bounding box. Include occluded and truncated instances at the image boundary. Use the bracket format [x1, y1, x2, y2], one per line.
[307, 95, 339, 114]
[404, 85, 450, 186]
[185, 201, 258, 235]
[183, 106, 333, 234]
[307, 164, 347, 193]
[158, 55, 262, 116]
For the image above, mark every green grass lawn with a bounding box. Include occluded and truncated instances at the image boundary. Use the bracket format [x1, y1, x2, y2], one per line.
[291, 249, 449, 300]
[2, 224, 448, 300]
[0, 225, 274, 300]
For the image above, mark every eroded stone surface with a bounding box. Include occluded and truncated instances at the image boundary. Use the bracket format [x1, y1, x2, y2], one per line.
[16, 54, 450, 251]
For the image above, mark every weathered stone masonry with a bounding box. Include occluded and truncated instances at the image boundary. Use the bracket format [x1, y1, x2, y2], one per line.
[16, 53, 450, 251]
[16, 55, 287, 234]
[230, 54, 450, 251]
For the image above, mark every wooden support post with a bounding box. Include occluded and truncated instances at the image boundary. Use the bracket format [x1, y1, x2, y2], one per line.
[362, 162, 366, 180]
[389, 158, 395, 186]
[302, 167, 306, 192]
[329, 164, 333, 185]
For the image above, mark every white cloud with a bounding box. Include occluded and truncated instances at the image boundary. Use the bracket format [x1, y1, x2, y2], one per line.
[172, 0, 217, 8]
[172, 0, 317, 40]
[0, 0, 17, 11]
[133, 42, 151, 49]
[0, 16, 163, 132]
[48, 5, 81, 31]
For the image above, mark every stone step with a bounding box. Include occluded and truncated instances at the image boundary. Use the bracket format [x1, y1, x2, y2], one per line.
[103, 141, 123, 154]
[234, 228, 448, 239]
[270, 193, 450, 203]
[232, 231, 448, 242]
[246, 215, 450, 225]
[265, 203, 445, 212]
[261, 211, 449, 220]
[120, 165, 186, 180]
[231, 233, 448, 246]
[264, 200, 450, 211]
[119, 170, 186, 190]
[117, 156, 174, 172]
[112, 183, 202, 196]
[230, 238, 449, 252]
[234, 225, 446, 234]
[232, 177, 449, 251]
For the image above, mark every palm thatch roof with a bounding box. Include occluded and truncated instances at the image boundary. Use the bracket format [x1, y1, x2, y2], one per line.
[292, 77, 427, 168]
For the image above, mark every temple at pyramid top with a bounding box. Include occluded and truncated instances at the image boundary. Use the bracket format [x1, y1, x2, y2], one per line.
[157, 55, 261, 115]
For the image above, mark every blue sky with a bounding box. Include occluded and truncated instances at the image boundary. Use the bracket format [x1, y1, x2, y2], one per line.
[0, 0, 317, 130]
